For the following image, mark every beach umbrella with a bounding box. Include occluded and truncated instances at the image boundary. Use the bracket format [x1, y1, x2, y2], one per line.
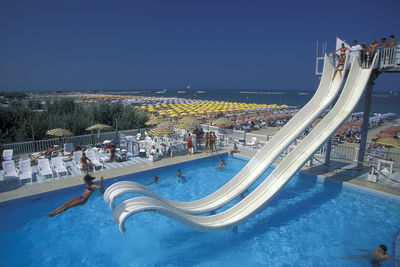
[46, 128, 72, 137]
[376, 132, 394, 139]
[145, 118, 164, 126]
[377, 137, 400, 147]
[178, 117, 201, 125]
[148, 125, 175, 136]
[86, 124, 112, 145]
[158, 121, 175, 128]
[86, 124, 112, 131]
[376, 137, 400, 157]
[46, 128, 72, 148]
[213, 118, 233, 126]
[175, 123, 196, 131]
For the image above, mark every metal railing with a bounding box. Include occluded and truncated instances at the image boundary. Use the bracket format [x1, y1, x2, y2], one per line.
[328, 144, 400, 170]
[379, 45, 400, 70]
[2, 129, 143, 157]
[331, 145, 356, 162]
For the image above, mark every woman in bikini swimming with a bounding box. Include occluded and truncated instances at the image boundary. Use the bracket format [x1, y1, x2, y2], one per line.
[45, 174, 104, 217]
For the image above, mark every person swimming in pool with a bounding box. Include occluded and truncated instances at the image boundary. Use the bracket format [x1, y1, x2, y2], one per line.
[174, 169, 185, 181]
[147, 175, 159, 185]
[355, 244, 391, 266]
[45, 174, 104, 217]
[218, 159, 225, 168]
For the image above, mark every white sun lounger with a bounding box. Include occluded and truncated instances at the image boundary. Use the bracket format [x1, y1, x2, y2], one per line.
[63, 143, 74, 156]
[38, 158, 54, 179]
[18, 159, 33, 184]
[2, 149, 13, 161]
[85, 150, 103, 171]
[51, 157, 68, 177]
[2, 160, 19, 184]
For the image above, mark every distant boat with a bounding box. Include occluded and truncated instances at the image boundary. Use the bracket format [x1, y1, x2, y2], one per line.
[177, 91, 187, 94]
[298, 93, 309, 95]
[196, 91, 205, 94]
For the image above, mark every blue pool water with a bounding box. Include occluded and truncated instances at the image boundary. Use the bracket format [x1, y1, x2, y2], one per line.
[0, 154, 399, 266]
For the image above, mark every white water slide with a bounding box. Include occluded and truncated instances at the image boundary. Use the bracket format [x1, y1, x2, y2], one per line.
[111, 56, 375, 233]
[104, 55, 344, 215]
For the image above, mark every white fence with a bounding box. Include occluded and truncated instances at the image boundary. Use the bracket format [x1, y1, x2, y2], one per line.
[2, 129, 145, 156]
[379, 45, 400, 70]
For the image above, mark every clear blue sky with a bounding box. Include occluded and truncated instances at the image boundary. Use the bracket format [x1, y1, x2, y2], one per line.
[0, 0, 399, 92]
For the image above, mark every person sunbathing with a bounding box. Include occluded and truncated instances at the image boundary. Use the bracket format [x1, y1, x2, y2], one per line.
[42, 145, 58, 157]
[45, 175, 104, 217]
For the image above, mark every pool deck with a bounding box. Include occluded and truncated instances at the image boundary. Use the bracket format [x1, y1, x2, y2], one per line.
[1, 147, 399, 203]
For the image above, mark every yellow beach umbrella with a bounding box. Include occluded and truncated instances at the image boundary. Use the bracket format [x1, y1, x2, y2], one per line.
[145, 118, 164, 125]
[148, 125, 175, 136]
[46, 128, 72, 137]
[377, 138, 400, 147]
[377, 137, 400, 158]
[178, 117, 201, 125]
[213, 117, 233, 126]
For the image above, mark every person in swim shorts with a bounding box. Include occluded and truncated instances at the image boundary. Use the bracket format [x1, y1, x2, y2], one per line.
[45, 174, 104, 217]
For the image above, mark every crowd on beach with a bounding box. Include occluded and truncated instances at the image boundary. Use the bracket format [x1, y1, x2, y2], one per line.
[333, 34, 398, 79]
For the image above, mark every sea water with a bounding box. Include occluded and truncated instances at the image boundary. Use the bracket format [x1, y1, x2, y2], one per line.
[0, 154, 399, 266]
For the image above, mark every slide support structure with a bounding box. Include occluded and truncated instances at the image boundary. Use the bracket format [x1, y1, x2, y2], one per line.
[357, 71, 380, 169]
[324, 103, 334, 166]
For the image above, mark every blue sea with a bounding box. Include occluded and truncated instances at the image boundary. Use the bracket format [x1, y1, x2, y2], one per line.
[103, 89, 400, 115]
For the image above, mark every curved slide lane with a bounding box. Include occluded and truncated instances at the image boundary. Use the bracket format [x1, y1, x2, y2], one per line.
[113, 55, 376, 233]
[105, 54, 345, 214]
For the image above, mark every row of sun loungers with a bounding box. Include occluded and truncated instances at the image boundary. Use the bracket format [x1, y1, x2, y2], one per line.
[1, 149, 106, 186]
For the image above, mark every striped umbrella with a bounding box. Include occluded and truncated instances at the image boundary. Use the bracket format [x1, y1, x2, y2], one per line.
[178, 117, 201, 125]
[46, 128, 72, 137]
[377, 137, 400, 158]
[213, 117, 233, 126]
[148, 125, 175, 136]
[175, 122, 196, 131]
[145, 118, 164, 125]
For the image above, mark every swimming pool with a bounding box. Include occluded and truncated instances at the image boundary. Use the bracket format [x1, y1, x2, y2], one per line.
[0, 154, 399, 266]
